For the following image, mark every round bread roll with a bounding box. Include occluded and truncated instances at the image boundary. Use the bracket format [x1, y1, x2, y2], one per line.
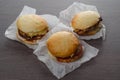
[16, 14, 48, 44]
[47, 31, 79, 58]
[46, 31, 83, 63]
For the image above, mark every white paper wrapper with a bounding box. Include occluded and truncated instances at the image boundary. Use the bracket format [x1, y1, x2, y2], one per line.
[5, 6, 59, 50]
[59, 2, 106, 40]
[33, 23, 99, 79]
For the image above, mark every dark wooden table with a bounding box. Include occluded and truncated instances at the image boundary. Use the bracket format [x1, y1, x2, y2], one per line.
[0, 0, 120, 80]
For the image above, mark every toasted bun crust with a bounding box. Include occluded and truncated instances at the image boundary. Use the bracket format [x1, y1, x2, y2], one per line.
[75, 23, 102, 36]
[16, 32, 38, 45]
[48, 43, 83, 63]
[71, 11, 100, 30]
[17, 14, 48, 33]
[57, 45, 83, 63]
[46, 31, 80, 58]
[80, 27, 101, 36]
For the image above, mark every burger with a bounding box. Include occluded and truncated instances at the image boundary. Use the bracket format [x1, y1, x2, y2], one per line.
[46, 31, 83, 63]
[71, 11, 102, 36]
[16, 14, 49, 44]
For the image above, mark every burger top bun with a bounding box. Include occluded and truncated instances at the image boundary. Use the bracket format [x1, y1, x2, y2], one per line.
[17, 14, 48, 33]
[71, 11, 100, 30]
[47, 31, 80, 58]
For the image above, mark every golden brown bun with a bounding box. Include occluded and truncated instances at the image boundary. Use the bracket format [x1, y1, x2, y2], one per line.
[71, 11, 100, 30]
[46, 31, 80, 58]
[17, 14, 48, 34]
[57, 45, 83, 63]
[75, 23, 102, 36]
[81, 27, 101, 36]
[16, 32, 39, 45]
[48, 45, 83, 63]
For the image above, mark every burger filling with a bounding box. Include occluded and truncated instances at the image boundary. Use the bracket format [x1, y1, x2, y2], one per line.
[18, 29, 48, 41]
[56, 45, 83, 62]
[74, 17, 102, 35]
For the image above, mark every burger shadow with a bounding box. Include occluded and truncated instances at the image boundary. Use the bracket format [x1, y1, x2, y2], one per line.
[84, 37, 104, 49]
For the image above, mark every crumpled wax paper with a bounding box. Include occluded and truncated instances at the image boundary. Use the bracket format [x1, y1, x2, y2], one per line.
[33, 23, 99, 79]
[59, 2, 106, 40]
[5, 6, 59, 50]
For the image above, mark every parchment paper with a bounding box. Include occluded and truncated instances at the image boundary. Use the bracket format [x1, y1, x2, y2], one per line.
[5, 6, 59, 50]
[59, 2, 106, 40]
[33, 23, 99, 79]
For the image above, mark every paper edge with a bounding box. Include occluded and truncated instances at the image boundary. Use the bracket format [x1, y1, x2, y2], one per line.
[59, 2, 106, 40]
[33, 23, 99, 79]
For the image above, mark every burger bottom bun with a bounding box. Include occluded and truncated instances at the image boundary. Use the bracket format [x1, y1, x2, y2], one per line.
[16, 32, 40, 45]
[75, 23, 102, 36]
[57, 45, 83, 63]
[79, 26, 101, 36]
[48, 45, 83, 63]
